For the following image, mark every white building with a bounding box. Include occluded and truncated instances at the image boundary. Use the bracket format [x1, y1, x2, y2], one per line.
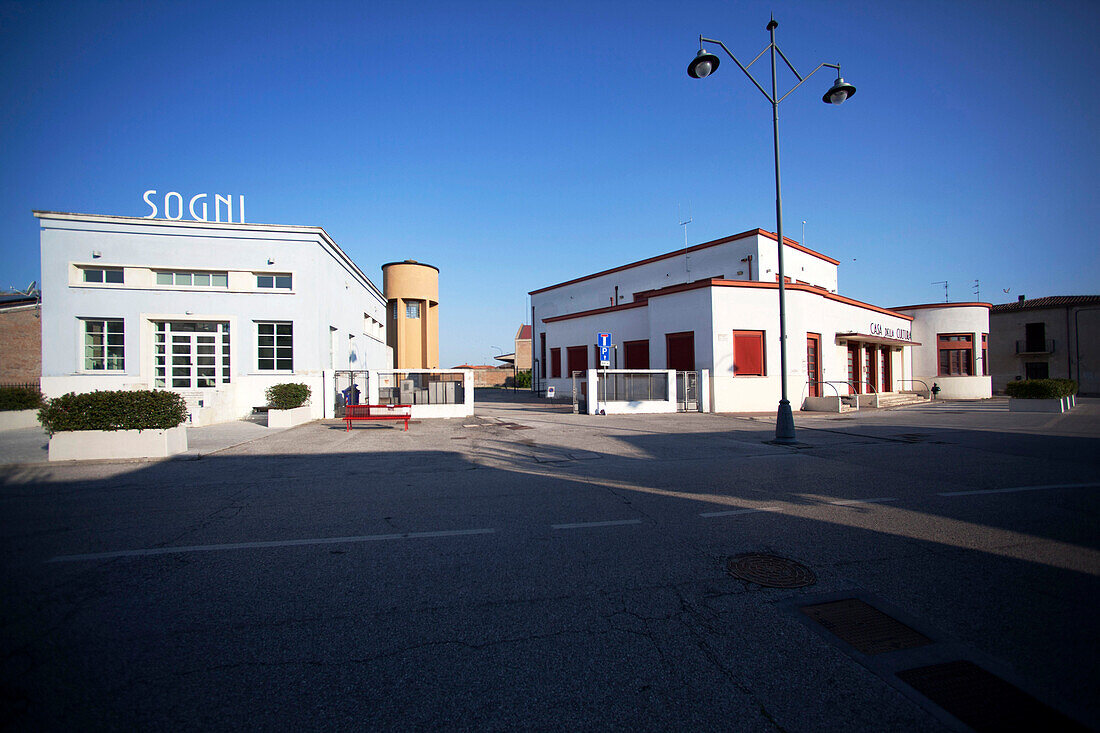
[37, 211, 392, 424]
[530, 229, 991, 412]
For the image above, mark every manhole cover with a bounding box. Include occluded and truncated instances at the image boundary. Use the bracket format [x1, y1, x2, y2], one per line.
[727, 553, 816, 588]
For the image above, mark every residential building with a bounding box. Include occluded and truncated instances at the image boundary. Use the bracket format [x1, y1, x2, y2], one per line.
[989, 295, 1100, 395]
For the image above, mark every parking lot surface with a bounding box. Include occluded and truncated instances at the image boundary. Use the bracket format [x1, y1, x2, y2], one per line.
[2, 395, 1098, 730]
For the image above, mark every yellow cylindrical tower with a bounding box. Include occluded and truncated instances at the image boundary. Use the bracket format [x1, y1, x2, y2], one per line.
[382, 260, 439, 369]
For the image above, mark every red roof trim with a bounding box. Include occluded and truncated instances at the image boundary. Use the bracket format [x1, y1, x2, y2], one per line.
[541, 299, 649, 323]
[528, 229, 839, 295]
[891, 302, 992, 311]
[542, 278, 913, 323]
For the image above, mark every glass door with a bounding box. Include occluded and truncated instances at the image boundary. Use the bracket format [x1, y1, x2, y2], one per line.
[155, 322, 230, 388]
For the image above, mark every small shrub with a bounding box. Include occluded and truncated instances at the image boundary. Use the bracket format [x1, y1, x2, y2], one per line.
[0, 386, 44, 412]
[1004, 379, 1076, 400]
[266, 383, 311, 410]
[38, 390, 188, 435]
[514, 370, 532, 389]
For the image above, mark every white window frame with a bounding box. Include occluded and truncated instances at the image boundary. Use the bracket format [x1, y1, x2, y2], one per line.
[82, 267, 124, 284]
[82, 318, 125, 371]
[406, 301, 421, 319]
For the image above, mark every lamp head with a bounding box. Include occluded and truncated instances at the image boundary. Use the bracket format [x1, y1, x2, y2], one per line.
[823, 77, 856, 105]
[687, 49, 720, 79]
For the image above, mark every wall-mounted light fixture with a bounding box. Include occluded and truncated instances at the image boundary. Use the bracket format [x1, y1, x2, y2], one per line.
[92, 251, 102, 258]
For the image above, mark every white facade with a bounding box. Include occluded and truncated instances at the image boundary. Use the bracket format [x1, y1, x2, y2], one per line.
[892, 303, 992, 399]
[530, 230, 988, 412]
[37, 212, 392, 424]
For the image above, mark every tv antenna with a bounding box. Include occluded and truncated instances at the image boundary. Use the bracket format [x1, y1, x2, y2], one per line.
[678, 204, 692, 248]
[932, 281, 949, 302]
[972, 279, 980, 301]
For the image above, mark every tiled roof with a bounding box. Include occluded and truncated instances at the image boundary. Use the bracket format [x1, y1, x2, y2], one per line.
[516, 324, 532, 340]
[991, 295, 1100, 313]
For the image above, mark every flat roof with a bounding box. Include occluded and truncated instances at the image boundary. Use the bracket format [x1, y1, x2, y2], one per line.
[542, 278, 913, 323]
[529, 228, 840, 295]
[33, 210, 384, 300]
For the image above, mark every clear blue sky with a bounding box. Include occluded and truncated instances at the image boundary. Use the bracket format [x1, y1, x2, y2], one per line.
[2, 0, 1098, 367]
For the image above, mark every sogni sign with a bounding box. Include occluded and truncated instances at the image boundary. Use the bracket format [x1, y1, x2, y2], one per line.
[869, 322, 911, 341]
[143, 190, 245, 223]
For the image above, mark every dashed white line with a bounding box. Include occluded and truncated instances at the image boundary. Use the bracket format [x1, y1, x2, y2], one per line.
[551, 519, 643, 530]
[48, 528, 497, 563]
[700, 507, 784, 518]
[828, 497, 898, 506]
[939, 482, 1100, 497]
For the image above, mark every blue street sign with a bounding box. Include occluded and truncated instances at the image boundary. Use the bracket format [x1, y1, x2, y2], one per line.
[599, 345, 611, 365]
[597, 332, 611, 348]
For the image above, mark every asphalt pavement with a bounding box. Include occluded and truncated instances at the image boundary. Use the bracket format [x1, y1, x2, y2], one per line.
[1, 396, 1097, 731]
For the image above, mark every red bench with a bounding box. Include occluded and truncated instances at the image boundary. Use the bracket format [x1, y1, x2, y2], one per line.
[344, 404, 412, 431]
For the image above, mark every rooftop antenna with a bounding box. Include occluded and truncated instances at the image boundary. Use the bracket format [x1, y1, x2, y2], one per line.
[932, 280, 949, 303]
[972, 279, 980, 301]
[801, 220, 806, 245]
[678, 204, 692, 248]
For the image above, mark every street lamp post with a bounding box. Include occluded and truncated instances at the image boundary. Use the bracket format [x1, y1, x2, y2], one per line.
[688, 17, 855, 445]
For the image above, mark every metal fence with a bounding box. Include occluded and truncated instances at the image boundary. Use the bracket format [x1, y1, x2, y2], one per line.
[377, 371, 466, 405]
[596, 372, 669, 402]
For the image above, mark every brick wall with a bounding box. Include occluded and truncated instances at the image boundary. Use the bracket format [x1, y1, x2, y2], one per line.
[0, 306, 42, 384]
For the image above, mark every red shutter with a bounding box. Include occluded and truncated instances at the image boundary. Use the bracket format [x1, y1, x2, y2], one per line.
[733, 331, 764, 376]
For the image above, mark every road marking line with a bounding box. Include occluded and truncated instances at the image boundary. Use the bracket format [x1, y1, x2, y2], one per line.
[551, 519, 643, 530]
[828, 497, 898, 506]
[700, 507, 784, 518]
[47, 528, 496, 563]
[939, 482, 1100, 497]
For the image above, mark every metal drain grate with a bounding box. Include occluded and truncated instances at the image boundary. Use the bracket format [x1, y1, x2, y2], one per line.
[897, 660, 1087, 732]
[727, 554, 816, 588]
[800, 598, 932, 655]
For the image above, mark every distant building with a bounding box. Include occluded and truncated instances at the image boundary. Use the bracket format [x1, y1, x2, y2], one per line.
[989, 295, 1100, 395]
[383, 260, 439, 369]
[0, 292, 41, 385]
[492, 324, 532, 372]
[452, 364, 509, 388]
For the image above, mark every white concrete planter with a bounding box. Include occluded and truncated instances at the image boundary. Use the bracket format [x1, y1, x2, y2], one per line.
[1008, 398, 1066, 414]
[267, 405, 313, 428]
[0, 409, 41, 431]
[48, 426, 188, 462]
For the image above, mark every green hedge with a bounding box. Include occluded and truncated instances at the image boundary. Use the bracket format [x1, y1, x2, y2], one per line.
[1004, 379, 1077, 399]
[0, 386, 44, 412]
[266, 383, 311, 410]
[38, 390, 188, 435]
[514, 370, 532, 389]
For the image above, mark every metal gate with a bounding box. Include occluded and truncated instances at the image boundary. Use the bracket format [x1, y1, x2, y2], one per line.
[676, 371, 698, 412]
[333, 370, 369, 417]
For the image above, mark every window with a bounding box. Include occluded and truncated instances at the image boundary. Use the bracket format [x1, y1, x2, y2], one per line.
[665, 332, 695, 372]
[156, 271, 228, 287]
[82, 267, 123, 284]
[1024, 323, 1045, 352]
[937, 333, 973, 376]
[392, 302, 399, 320]
[155, 321, 230, 388]
[566, 346, 588, 376]
[732, 330, 765, 376]
[406, 302, 420, 319]
[257, 322, 293, 371]
[1025, 361, 1049, 379]
[257, 274, 292, 289]
[83, 319, 124, 371]
[550, 348, 562, 378]
[623, 340, 650, 369]
[981, 333, 988, 376]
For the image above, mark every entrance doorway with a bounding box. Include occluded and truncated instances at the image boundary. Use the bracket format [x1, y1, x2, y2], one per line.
[806, 333, 821, 397]
[847, 343, 861, 394]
